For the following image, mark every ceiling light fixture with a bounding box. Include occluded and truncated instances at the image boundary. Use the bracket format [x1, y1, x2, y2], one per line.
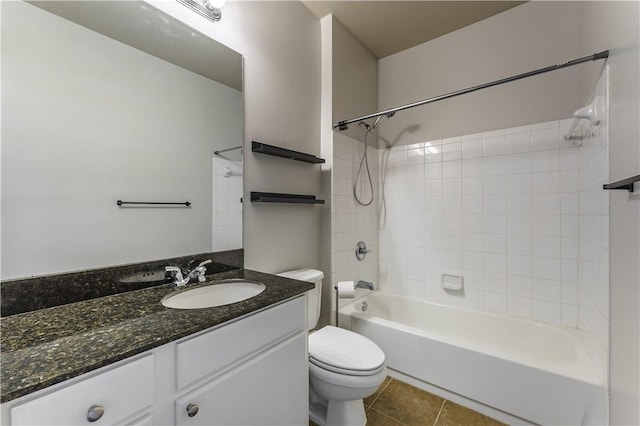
[177, 0, 226, 23]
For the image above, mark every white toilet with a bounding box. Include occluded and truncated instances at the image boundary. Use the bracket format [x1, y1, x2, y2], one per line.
[278, 268, 386, 426]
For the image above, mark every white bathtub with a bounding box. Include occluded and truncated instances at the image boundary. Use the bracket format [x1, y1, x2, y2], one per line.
[339, 292, 606, 425]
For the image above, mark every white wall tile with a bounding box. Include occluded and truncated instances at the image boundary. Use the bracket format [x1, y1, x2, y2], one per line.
[484, 195, 506, 214]
[373, 116, 608, 331]
[533, 299, 562, 324]
[484, 175, 506, 195]
[443, 160, 462, 178]
[462, 214, 484, 233]
[484, 291, 507, 314]
[532, 150, 560, 172]
[462, 232, 483, 252]
[508, 275, 533, 297]
[506, 131, 531, 154]
[462, 138, 483, 159]
[462, 158, 483, 177]
[442, 141, 462, 161]
[508, 234, 532, 255]
[483, 134, 506, 156]
[506, 173, 531, 194]
[483, 155, 506, 175]
[507, 194, 532, 215]
[506, 152, 532, 174]
[462, 176, 483, 195]
[531, 127, 560, 151]
[507, 214, 532, 235]
[484, 233, 506, 254]
[508, 295, 533, 319]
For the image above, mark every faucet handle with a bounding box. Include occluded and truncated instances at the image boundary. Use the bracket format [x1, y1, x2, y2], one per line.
[165, 266, 184, 283]
[355, 241, 372, 261]
[188, 258, 213, 269]
[193, 260, 212, 283]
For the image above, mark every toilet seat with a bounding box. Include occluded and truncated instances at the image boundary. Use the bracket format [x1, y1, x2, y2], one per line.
[309, 326, 385, 377]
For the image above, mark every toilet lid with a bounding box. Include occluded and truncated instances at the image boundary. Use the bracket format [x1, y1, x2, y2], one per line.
[308, 326, 385, 376]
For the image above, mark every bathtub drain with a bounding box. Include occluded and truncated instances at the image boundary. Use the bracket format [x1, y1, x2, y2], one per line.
[361, 301, 368, 312]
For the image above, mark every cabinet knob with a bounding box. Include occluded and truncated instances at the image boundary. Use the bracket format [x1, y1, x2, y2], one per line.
[86, 404, 105, 422]
[186, 403, 199, 417]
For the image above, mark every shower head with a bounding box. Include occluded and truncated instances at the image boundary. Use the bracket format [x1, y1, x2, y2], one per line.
[359, 112, 395, 133]
[371, 115, 384, 130]
[573, 95, 604, 125]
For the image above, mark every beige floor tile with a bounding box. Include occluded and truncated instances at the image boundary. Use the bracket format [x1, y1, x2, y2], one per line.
[370, 379, 445, 426]
[364, 376, 393, 407]
[366, 407, 406, 426]
[436, 401, 506, 426]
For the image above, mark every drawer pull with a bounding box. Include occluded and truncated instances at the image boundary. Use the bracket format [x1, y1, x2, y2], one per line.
[86, 404, 105, 422]
[186, 403, 199, 417]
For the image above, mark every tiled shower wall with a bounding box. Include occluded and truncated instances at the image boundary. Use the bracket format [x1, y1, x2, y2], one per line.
[378, 117, 609, 331]
[331, 132, 379, 318]
[212, 157, 243, 251]
[577, 68, 610, 374]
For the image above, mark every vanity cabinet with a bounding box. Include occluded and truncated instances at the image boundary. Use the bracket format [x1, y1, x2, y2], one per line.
[3, 296, 308, 426]
[9, 355, 154, 426]
[174, 295, 308, 424]
[175, 333, 307, 425]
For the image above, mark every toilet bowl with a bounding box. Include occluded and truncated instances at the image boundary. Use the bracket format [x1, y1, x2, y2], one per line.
[278, 269, 386, 426]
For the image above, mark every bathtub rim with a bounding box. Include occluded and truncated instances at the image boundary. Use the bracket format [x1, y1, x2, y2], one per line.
[338, 291, 604, 387]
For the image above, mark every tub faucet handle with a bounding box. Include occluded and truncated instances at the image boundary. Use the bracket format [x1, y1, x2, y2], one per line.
[355, 241, 372, 261]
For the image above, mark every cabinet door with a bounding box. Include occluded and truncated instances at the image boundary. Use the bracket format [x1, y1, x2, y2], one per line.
[10, 355, 154, 426]
[176, 296, 305, 391]
[176, 333, 308, 426]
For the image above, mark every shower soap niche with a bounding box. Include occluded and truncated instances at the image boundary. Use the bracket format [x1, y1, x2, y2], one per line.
[441, 274, 463, 291]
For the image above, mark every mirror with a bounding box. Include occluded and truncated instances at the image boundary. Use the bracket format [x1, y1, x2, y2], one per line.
[1, 1, 243, 280]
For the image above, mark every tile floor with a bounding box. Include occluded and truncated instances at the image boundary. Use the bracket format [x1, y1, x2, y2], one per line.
[312, 376, 506, 426]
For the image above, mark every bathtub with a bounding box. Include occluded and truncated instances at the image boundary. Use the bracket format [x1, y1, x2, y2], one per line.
[339, 292, 606, 425]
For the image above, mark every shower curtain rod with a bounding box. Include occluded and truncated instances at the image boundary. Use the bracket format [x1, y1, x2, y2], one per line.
[214, 145, 243, 155]
[334, 50, 609, 131]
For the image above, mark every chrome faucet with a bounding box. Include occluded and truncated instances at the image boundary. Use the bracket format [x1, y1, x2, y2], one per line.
[166, 259, 212, 288]
[355, 280, 374, 290]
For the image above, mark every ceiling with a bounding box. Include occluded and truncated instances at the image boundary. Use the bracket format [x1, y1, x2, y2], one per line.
[301, 1, 525, 58]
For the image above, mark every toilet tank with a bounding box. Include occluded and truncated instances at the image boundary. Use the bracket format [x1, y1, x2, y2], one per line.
[277, 268, 324, 331]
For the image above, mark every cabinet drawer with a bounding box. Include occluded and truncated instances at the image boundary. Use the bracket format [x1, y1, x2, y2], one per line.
[11, 355, 154, 426]
[177, 296, 305, 390]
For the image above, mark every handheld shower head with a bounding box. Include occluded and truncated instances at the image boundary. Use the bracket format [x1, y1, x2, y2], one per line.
[359, 112, 395, 133]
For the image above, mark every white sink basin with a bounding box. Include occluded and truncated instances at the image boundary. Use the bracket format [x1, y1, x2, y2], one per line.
[162, 280, 266, 309]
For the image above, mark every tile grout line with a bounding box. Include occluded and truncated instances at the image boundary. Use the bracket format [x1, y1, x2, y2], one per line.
[367, 377, 394, 409]
[368, 406, 409, 426]
[432, 399, 447, 426]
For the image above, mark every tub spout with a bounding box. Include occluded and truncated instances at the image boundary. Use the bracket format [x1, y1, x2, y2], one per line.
[356, 280, 374, 290]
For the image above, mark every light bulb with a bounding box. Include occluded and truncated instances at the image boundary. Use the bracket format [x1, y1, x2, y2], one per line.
[204, 0, 225, 10]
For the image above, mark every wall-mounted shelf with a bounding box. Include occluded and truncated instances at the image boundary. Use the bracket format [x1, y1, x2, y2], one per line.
[252, 141, 325, 164]
[250, 192, 325, 204]
[603, 174, 639, 193]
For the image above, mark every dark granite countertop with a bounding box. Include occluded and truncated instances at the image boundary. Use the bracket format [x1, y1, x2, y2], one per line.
[0, 268, 313, 403]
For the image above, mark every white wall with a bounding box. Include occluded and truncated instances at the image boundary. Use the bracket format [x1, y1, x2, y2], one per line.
[151, 1, 322, 275]
[1, 1, 242, 279]
[331, 16, 378, 142]
[378, 2, 583, 147]
[320, 14, 378, 326]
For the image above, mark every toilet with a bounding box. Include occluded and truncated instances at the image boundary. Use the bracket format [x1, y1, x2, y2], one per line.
[278, 268, 386, 426]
